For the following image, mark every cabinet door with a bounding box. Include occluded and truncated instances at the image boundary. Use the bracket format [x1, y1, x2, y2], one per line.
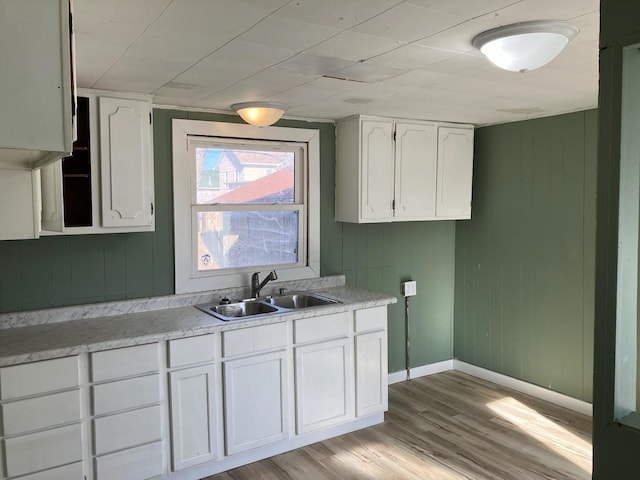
[436, 127, 474, 219]
[361, 120, 395, 221]
[295, 338, 354, 434]
[169, 365, 218, 470]
[99, 96, 154, 228]
[355, 331, 388, 417]
[223, 351, 289, 455]
[0, 169, 39, 240]
[394, 122, 438, 220]
[0, 0, 73, 162]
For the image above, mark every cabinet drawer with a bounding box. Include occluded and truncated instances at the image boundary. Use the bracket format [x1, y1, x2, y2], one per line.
[95, 441, 164, 480]
[2, 389, 81, 435]
[168, 334, 216, 368]
[93, 374, 160, 416]
[94, 405, 162, 455]
[0, 356, 79, 400]
[18, 462, 84, 480]
[4, 424, 83, 477]
[223, 322, 287, 357]
[91, 343, 159, 382]
[354, 306, 387, 333]
[295, 312, 350, 344]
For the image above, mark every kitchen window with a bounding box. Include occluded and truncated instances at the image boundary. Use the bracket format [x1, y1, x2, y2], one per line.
[172, 119, 320, 294]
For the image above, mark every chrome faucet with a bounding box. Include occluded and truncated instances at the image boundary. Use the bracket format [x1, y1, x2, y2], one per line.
[251, 270, 278, 298]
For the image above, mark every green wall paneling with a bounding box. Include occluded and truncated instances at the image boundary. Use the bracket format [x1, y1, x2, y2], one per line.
[341, 220, 456, 373]
[454, 110, 597, 403]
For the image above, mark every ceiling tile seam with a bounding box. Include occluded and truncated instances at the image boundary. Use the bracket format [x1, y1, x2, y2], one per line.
[187, 2, 417, 109]
[90, 0, 176, 89]
[360, 0, 527, 67]
[151, 0, 300, 96]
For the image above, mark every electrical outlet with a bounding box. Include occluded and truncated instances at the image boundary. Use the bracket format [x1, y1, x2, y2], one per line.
[401, 280, 417, 297]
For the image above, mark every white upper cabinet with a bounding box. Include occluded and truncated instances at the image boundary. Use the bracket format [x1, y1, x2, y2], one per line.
[100, 97, 154, 228]
[436, 127, 474, 219]
[336, 115, 474, 223]
[0, 0, 74, 170]
[40, 90, 154, 235]
[394, 121, 438, 220]
[361, 120, 395, 221]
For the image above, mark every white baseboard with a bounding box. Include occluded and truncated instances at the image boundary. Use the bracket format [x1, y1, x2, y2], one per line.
[453, 360, 593, 417]
[388, 360, 592, 417]
[410, 359, 454, 379]
[388, 370, 408, 385]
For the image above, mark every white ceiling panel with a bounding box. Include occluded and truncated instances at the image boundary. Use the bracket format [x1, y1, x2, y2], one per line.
[383, 69, 455, 89]
[365, 44, 459, 69]
[212, 0, 292, 16]
[414, 18, 498, 54]
[332, 63, 408, 83]
[476, 0, 599, 25]
[351, 4, 464, 43]
[235, 17, 340, 51]
[73, 0, 600, 126]
[277, 53, 356, 76]
[404, 0, 526, 18]
[273, 0, 404, 29]
[307, 31, 404, 62]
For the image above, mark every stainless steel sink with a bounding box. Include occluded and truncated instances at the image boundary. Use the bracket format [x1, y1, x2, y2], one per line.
[268, 293, 339, 309]
[196, 300, 282, 321]
[196, 292, 341, 321]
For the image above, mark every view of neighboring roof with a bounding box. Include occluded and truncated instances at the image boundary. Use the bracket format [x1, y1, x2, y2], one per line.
[211, 168, 294, 204]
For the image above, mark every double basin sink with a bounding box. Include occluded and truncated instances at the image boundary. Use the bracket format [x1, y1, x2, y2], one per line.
[196, 292, 341, 322]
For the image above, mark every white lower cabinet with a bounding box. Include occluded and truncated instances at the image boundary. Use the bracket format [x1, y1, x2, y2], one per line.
[90, 343, 163, 480]
[169, 365, 218, 470]
[355, 331, 388, 417]
[223, 350, 289, 455]
[295, 338, 354, 434]
[0, 305, 389, 479]
[0, 356, 83, 480]
[355, 306, 389, 417]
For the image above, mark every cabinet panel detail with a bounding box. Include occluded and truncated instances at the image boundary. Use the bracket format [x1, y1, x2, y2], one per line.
[394, 122, 438, 219]
[361, 120, 395, 220]
[295, 338, 354, 434]
[169, 365, 218, 470]
[2, 389, 81, 436]
[294, 311, 350, 344]
[91, 343, 159, 382]
[356, 331, 388, 417]
[222, 322, 287, 357]
[4, 424, 83, 477]
[93, 405, 162, 455]
[223, 351, 289, 455]
[94, 441, 164, 480]
[99, 97, 153, 228]
[354, 306, 388, 333]
[17, 462, 84, 480]
[169, 334, 216, 368]
[436, 127, 474, 218]
[0, 356, 79, 400]
[92, 374, 160, 416]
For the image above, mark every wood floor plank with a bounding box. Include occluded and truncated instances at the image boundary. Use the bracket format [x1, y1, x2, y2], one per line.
[205, 371, 592, 480]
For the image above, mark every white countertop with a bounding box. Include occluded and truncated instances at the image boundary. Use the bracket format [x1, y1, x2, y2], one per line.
[0, 282, 396, 367]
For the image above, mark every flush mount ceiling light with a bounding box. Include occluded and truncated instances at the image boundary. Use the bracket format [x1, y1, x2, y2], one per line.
[472, 20, 579, 73]
[231, 101, 288, 127]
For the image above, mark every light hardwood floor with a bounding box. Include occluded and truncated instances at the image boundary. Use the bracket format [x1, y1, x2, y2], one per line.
[207, 371, 592, 480]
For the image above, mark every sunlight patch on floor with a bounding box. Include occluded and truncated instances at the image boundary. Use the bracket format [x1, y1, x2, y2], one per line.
[486, 396, 591, 473]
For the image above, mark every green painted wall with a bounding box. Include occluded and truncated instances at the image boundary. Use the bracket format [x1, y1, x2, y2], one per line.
[0, 108, 456, 373]
[593, 1, 640, 477]
[454, 110, 597, 402]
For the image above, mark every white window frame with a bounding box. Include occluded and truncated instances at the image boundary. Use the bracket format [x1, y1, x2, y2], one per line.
[172, 119, 320, 294]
